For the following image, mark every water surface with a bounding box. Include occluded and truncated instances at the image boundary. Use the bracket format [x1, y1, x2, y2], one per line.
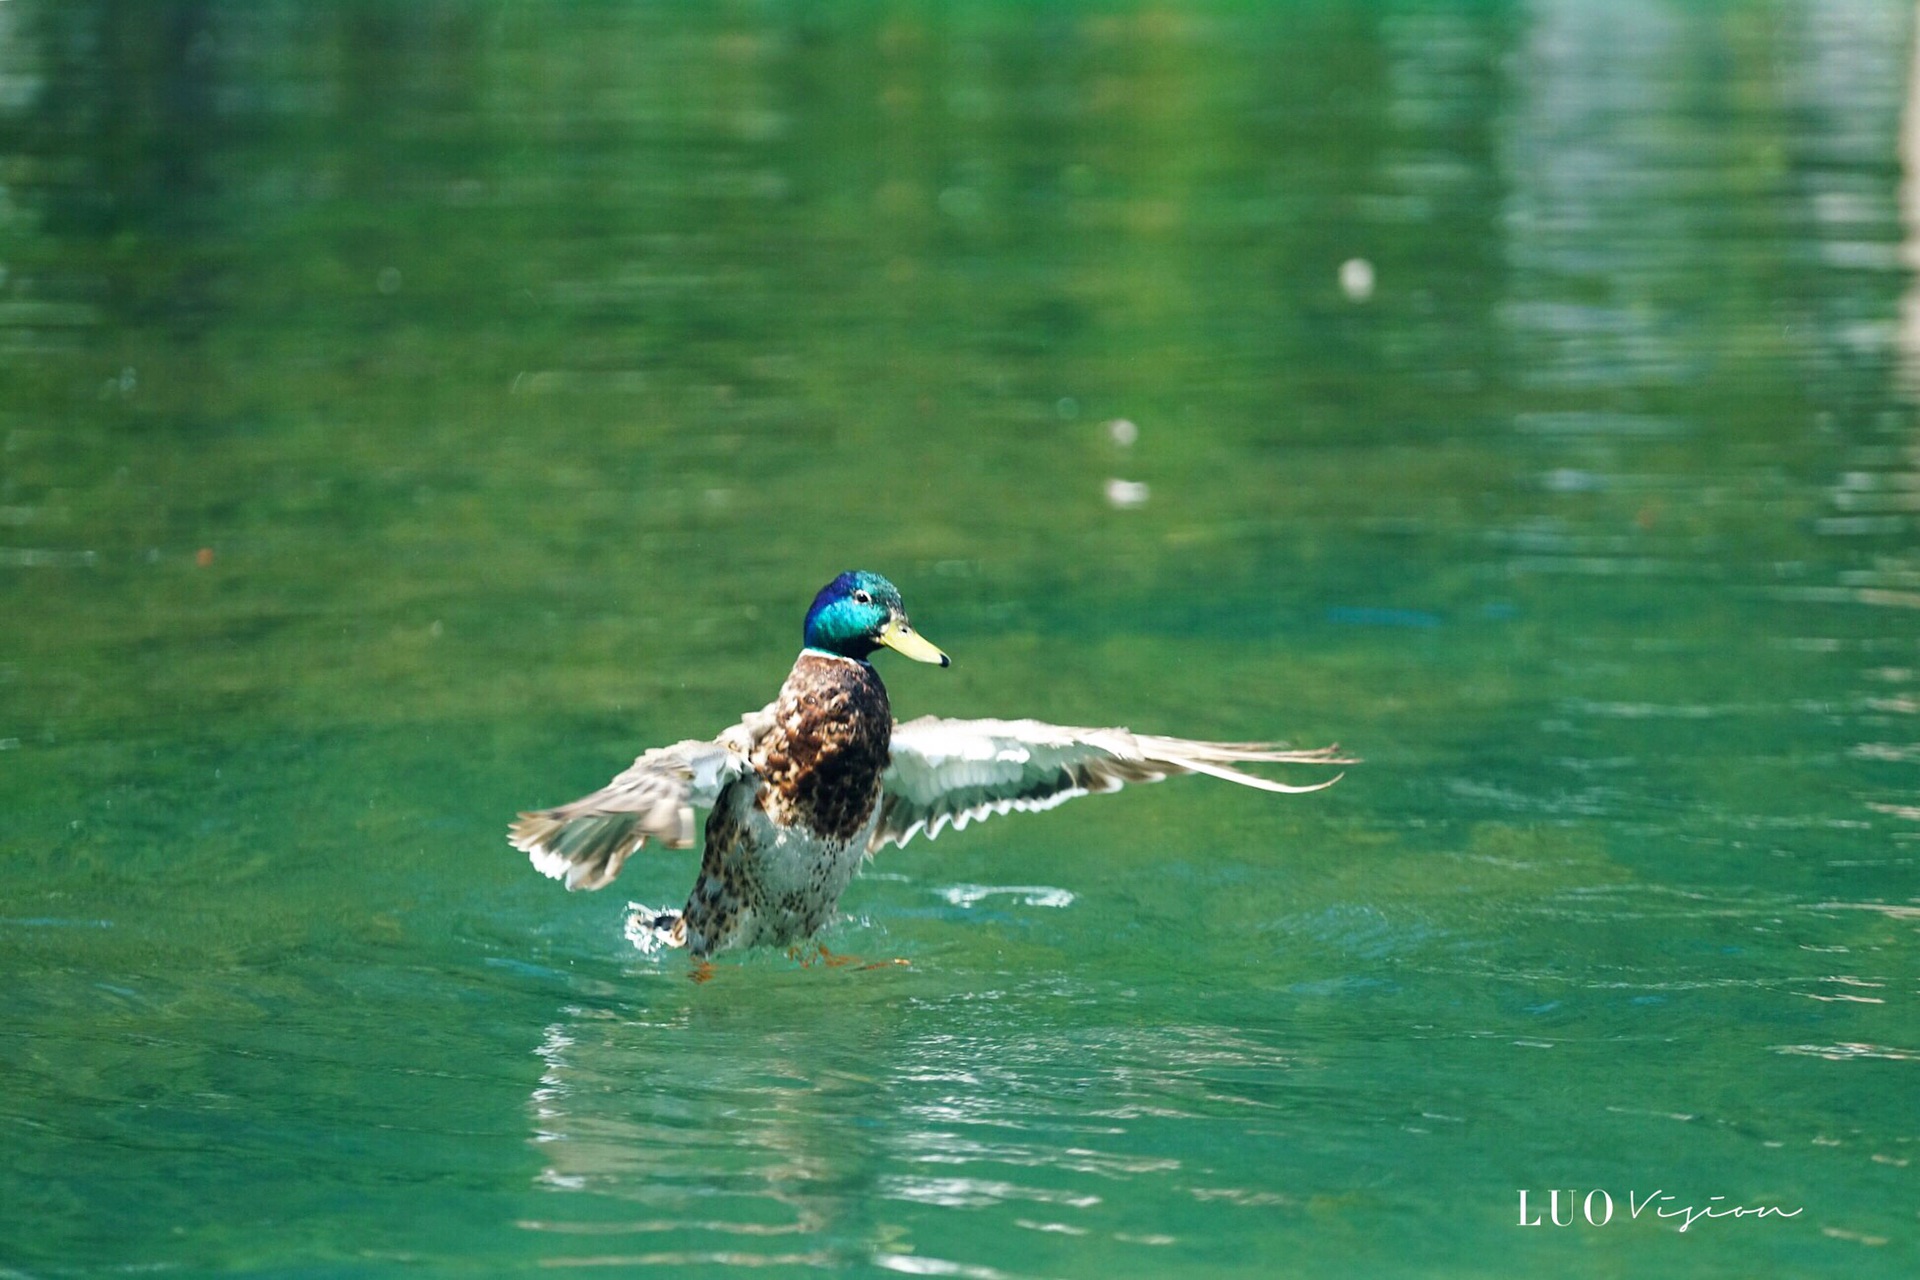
[3, 1, 1918, 1275]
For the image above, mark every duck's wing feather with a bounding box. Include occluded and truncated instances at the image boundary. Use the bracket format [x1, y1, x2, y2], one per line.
[870, 716, 1354, 852]
[510, 708, 772, 891]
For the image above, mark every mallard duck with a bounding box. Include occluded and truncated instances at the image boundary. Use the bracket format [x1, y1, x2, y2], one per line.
[510, 571, 1351, 959]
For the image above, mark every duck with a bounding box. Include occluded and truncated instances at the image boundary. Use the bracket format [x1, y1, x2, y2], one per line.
[510, 570, 1351, 961]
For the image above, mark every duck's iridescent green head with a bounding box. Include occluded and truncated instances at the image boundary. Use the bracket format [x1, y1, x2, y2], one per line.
[802, 570, 949, 667]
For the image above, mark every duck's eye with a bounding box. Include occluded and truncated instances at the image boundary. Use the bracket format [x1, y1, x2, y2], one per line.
[852, 590, 873, 605]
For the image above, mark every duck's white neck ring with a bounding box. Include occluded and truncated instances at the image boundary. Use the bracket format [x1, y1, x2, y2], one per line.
[800, 647, 869, 666]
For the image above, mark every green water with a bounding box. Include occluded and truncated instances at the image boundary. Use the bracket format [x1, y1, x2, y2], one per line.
[4, 1, 1919, 1274]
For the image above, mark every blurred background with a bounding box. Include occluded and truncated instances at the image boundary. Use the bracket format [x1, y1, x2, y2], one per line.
[3, 1, 1918, 1276]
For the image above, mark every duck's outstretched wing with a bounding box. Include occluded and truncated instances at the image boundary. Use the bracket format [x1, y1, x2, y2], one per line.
[510, 711, 771, 890]
[870, 716, 1354, 852]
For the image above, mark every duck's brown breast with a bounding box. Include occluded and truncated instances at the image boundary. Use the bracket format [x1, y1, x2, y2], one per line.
[753, 652, 892, 842]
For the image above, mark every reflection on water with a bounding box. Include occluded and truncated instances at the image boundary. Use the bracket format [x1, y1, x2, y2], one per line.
[2, 0, 1919, 1275]
[520, 992, 1318, 1271]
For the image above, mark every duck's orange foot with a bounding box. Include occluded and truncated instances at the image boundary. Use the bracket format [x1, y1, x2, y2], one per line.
[816, 945, 859, 969]
[688, 959, 717, 985]
[857, 957, 911, 971]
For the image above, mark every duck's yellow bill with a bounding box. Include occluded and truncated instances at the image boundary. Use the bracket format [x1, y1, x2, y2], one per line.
[879, 618, 950, 667]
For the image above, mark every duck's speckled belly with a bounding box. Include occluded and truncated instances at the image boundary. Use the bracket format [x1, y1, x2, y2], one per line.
[681, 785, 878, 955]
[739, 799, 872, 942]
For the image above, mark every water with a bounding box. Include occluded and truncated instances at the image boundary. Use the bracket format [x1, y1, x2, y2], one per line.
[3, 1, 1918, 1274]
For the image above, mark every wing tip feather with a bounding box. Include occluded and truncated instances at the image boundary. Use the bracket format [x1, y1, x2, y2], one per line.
[508, 808, 649, 892]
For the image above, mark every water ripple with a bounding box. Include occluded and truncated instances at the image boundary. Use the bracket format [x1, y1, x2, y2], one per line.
[1771, 1043, 1920, 1063]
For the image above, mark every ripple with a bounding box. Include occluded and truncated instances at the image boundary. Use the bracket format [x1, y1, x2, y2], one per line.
[1807, 901, 1920, 920]
[1771, 1043, 1920, 1062]
[872, 1255, 1030, 1280]
[936, 885, 1076, 909]
[541, 1250, 835, 1268]
[882, 1175, 1101, 1210]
